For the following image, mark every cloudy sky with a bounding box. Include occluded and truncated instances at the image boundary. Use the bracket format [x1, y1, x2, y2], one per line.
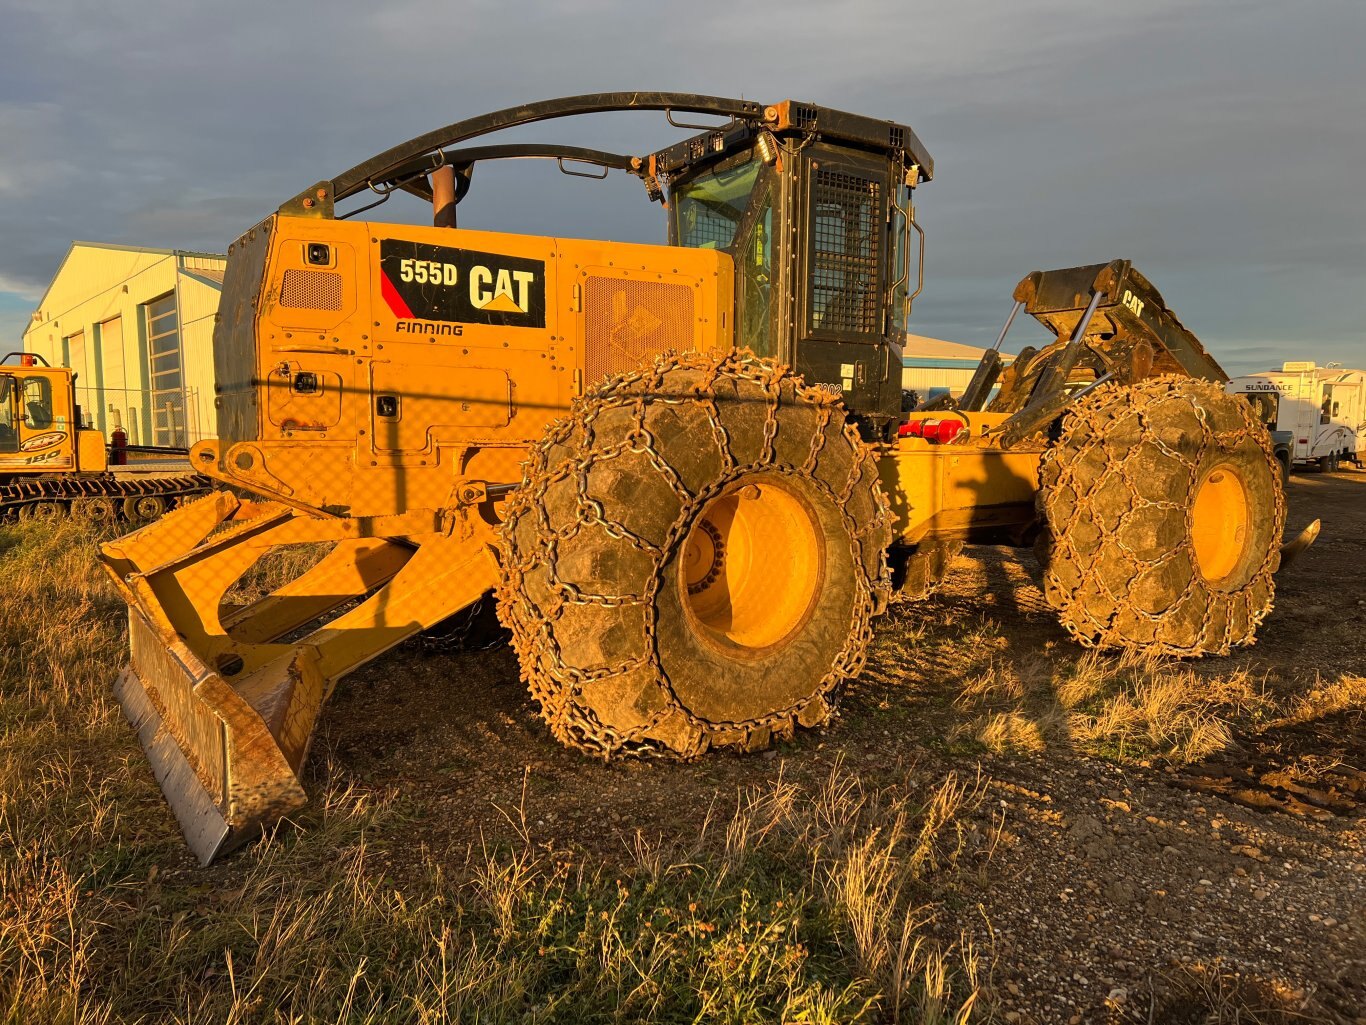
[2, 0, 1362, 375]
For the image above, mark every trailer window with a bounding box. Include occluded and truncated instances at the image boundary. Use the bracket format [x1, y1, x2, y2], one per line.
[1316, 388, 1338, 426]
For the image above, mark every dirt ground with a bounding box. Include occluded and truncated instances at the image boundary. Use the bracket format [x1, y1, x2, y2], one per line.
[308, 468, 1365, 1024]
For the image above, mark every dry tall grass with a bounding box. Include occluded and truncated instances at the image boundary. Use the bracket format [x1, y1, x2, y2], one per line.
[0, 521, 985, 1024]
[951, 640, 1283, 764]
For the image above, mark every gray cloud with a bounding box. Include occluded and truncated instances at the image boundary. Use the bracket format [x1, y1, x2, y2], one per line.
[2, 0, 1363, 373]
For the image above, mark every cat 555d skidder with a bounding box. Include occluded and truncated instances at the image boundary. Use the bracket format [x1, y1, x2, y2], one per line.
[101, 93, 1307, 863]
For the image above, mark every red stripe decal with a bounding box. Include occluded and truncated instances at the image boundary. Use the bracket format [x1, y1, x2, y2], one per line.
[380, 270, 414, 318]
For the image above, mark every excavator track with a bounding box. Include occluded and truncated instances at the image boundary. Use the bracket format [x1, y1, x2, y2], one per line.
[1, 473, 212, 521]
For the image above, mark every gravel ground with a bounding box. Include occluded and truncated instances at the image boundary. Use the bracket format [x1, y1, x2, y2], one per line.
[318, 467, 1364, 1024]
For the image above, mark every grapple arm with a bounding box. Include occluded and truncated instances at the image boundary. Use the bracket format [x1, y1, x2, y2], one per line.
[986, 261, 1229, 443]
[1012, 260, 1228, 384]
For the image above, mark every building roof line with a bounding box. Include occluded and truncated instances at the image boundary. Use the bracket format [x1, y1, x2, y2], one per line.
[179, 269, 226, 292]
[26, 242, 226, 325]
[902, 356, 1010, 369]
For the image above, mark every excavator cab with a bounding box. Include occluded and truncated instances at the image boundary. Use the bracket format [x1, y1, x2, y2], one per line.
[0, 354, 79, 475]
[0, 373, 16, 453]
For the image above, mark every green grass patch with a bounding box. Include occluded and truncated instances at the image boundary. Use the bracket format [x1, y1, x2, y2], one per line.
[1, 522, 984, 1024]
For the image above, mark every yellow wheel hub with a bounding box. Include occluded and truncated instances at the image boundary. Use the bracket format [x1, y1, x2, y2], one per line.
[682, 479, 823, 651]
[1190, 462, 1251, 584]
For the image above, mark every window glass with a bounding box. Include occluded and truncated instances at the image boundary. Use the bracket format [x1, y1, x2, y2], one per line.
[0, 375, 15, 451]
[889, 184, 912, 335]
[673, 157, 763, 251]
[145, 292, 185, 445]
[151, 348, 182, 375]
[736, 183, 775, 357]
[22, 376, 53, 429]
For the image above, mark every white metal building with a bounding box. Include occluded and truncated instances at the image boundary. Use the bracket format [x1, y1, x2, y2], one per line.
[901, 334, 1007, 402]
[23, 243, 225, 447]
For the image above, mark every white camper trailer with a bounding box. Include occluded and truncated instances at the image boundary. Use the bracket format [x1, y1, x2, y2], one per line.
[1226, 362, 1365, 473]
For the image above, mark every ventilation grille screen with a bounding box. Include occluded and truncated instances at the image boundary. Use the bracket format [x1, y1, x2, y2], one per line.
[280, 269, 343, 311]
[809, 169, 881, 335]
[584, 277, 695, 385]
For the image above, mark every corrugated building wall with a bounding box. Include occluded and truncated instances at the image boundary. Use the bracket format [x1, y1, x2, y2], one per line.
[901, 334, 1011, 403]
[24, 243, 225, 446]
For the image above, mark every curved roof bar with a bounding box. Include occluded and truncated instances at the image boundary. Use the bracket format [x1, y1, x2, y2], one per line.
[385, 143, 640, 204]
[292, 92, 765, 213]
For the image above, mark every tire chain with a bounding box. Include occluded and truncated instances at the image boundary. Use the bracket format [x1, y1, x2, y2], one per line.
[496, 349, 893, 760]
[1037, 375, 1285, 656]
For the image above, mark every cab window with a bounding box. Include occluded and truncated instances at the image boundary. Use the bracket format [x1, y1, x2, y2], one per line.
[673, 155, 763, 251]
[735, 181, 775, 357]
[22, 376, 54, 430]
[889, 183, 913, 336]
[0, 375, 16, 451]
[673, 151, 777, 357]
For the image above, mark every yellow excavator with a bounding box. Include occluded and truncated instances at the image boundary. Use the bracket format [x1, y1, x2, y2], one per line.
[100, 93, 1312, 863]
[1, 353, 209, 522]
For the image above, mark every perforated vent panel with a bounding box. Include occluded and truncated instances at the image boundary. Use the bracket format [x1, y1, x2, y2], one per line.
[809, 169, 882, 335]
[584, 277, 695, 385]
[280, 269, 343, 310]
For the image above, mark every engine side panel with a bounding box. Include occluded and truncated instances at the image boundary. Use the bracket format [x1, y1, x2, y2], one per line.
[200, 217, 733, 517]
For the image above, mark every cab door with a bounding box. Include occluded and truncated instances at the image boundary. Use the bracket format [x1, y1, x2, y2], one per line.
[0, 373, 19, 468]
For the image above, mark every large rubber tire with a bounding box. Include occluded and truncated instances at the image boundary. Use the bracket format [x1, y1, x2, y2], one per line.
[497, 351, 892, 758]
[1037, 375, 1285, 656]
[72, 496, 119, 524]
[123, 494, 168, 522]
[19, 500, 65, 523]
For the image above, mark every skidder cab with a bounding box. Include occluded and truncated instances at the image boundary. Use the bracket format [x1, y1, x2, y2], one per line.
[100, 93, 1310, 864]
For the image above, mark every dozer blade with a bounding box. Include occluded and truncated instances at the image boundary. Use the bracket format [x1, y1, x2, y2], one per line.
[115, 659, 235, 861]
[102, 491, 501, 863]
